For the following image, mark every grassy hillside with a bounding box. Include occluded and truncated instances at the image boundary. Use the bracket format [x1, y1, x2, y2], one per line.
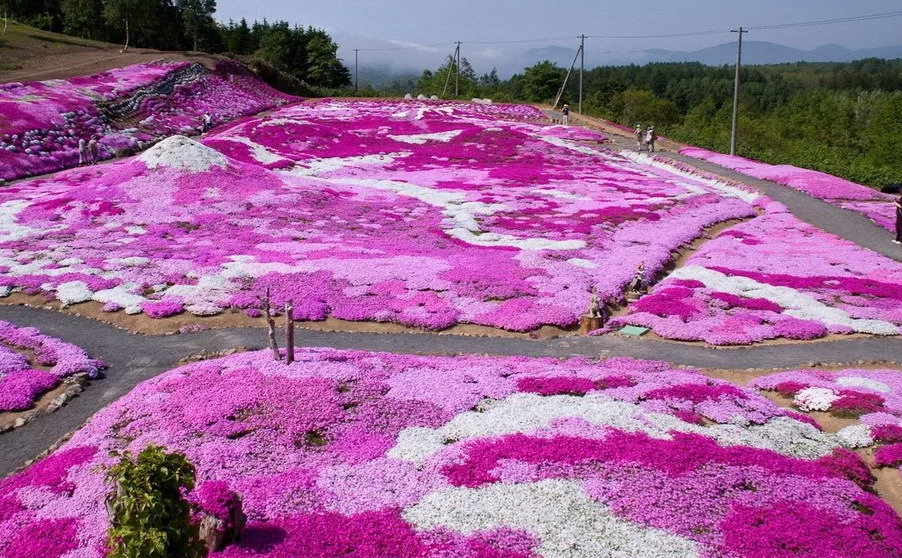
[0, 22, 223, 82]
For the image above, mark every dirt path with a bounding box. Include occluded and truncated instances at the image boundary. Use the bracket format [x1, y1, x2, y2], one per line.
[1, 304, 900, 476]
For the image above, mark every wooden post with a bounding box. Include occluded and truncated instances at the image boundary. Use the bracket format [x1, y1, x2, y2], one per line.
[262, 288, 280, 361]
[284, 300, 295, 365]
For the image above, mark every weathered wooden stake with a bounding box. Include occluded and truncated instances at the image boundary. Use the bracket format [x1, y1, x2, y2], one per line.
[284, 300, 295, 365]
[262, 288, 280, 361]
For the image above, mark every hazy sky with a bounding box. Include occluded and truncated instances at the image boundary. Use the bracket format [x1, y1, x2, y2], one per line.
[214, 1, 902, 73]
[215, 0, 901, 48]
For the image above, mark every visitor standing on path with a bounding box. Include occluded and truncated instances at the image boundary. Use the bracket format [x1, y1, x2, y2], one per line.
[636, 125, 644, 151]
[78, 138, 87, 166]
[561, 104, 570, 125]
[645, 126, 657, 153]
[87, 137, 99, 165]
[895, 194, 902, 245]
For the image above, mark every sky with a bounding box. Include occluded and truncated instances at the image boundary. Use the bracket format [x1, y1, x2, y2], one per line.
[214, 0, 902, 74]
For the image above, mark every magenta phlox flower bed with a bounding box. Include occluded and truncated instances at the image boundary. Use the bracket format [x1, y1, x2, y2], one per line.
[753, 368, 902, 450]
[614, 199, 902, 344]
[679, 146, 896, 231]
[0, 100, 758, 331]
[0, 61, 294, 181]
[0, 319, 103, 412]
[1, 350, 898, 557]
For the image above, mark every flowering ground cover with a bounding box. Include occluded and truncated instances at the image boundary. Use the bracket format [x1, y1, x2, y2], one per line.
[679, 146, 897, 231]
[0, 100, 757, 331]
[0, 61, 293, 181]
[0, 319, 102, 412]
[753, 367, 902, 478]
[1, 349, 899, 558]
[613, 198, 902, 344]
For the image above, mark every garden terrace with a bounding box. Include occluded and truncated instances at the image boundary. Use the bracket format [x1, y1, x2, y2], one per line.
[0, 60, 294, 181]
[0, 319, 102, 430]
[614, 198, 902, 344]
[680, 146, 898, 232]
[2, 349, 901, 558]
[0, 100, 759, 333]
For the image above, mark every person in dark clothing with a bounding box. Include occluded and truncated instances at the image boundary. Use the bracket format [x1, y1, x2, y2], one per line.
[895, 194, 902, 245]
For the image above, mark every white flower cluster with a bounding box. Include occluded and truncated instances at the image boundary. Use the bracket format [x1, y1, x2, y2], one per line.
[793, 387, 840, 412]
[835, 424, 874, 449]
[389, 392, 838, 464]
[836, 376, 892, 393]
[387, 130, 463, 145]
[140, 135, 227, 173]
[404, 479, 700, 558]
[670, 265, 900, 335]
[619, 150, 760, 204]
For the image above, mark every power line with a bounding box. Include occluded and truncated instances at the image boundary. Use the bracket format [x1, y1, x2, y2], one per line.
[747, 10, 902, 31]
[354, 9, 902, 51]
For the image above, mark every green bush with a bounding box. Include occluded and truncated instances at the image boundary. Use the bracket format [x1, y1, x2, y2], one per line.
[106, 445, 207, 558]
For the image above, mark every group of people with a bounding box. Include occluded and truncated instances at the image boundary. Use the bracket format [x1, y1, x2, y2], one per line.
[77, 137, 100, 166]
[635, 125, 657, 152]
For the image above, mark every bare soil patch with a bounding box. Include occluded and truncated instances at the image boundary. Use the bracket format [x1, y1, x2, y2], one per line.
[0, 22, 225, 83]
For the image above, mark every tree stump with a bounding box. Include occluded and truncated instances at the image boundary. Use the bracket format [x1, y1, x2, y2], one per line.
[580, 314, 606, 334]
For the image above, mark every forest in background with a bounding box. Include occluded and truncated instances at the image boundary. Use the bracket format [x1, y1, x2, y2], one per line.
[0, 0, 351, 89]
[4, 0, 901, 187]
[380, 56, 902, 188]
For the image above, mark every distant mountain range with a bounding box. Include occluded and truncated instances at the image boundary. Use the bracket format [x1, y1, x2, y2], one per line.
[521, 41, 902, 70]
[333, 31, 902, 84]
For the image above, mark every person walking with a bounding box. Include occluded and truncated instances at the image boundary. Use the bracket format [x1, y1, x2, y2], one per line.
[645, 126, 657, 153]
[203, 113, 213, 132]
[561, 104, 570, 126]
[635, 125, 644, 151]
[895, 194, 902, 245]
[78, 138, 87, 166]
[87, 137, 99, 164]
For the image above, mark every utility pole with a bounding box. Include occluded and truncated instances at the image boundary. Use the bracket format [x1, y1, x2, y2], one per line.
[730, 26, 748, 156]
[578, 34, 586, 114]
[553, 41, 582, 109]
[454, 41, 462, 97]
[354, 48, 359, 93]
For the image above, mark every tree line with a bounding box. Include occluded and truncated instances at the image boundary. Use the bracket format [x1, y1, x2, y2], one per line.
[379, 56, 902, 188]
[1, 0, 350, 89]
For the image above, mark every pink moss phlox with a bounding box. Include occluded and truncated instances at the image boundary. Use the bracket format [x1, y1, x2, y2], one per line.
[720, 499, 902, 558]
[515, 376, 594, 396]
[872, 424, 902, 443]
[874, 444, 902, 469]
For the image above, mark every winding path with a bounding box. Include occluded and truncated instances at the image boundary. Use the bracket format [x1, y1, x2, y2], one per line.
[1, 304, 900, 476]
[2, 111, 902, 476]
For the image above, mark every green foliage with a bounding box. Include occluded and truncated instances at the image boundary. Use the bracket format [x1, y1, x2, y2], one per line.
[521, 61, 565, 103]
[106, 445, 206, 558]
[416, 55, 479, 99]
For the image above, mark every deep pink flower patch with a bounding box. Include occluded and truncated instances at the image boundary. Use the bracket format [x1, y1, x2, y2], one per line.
[515, 376, 594, 396]
[0, 320, 103, 411]
[442, 431, 840, 489]
[1, 350, 896, 557]
[616, 202, 902, 344]
[872, 424, 902, 443]
[720, 499, 902, 558]
[0, 518, 79, 558]
[874, 444, 902, 468]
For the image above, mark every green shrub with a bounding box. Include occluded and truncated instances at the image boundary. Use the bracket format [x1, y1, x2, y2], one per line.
[106, 445, 207, 558]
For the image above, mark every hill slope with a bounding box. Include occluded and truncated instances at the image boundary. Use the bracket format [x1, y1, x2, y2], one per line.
[0, 22, 225, 83]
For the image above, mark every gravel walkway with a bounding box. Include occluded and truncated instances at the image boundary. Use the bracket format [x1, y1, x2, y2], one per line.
[1, 304, 900, 476]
